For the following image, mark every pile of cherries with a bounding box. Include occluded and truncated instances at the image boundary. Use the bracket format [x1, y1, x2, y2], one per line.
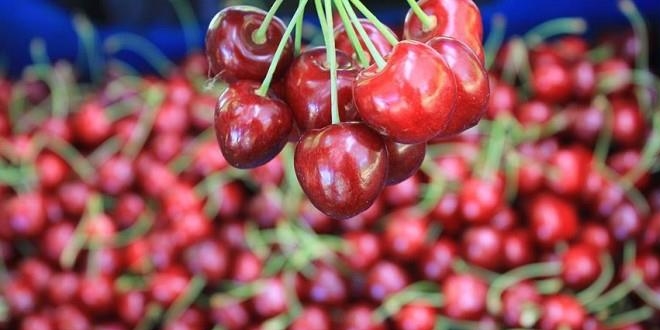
[206, 0, 489, 219]
[0, 0, 659, 329]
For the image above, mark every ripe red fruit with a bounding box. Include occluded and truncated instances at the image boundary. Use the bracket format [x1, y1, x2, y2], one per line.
[394, 304, 436, 330]
[353, 40, 457, 144]
[419, 238, 458, 281]
[539, 295, 586, 330]
[284, 47, 359, 130]
[502, 281, 542, 328]
[531, 62, 573, 103]
[294, 123, 387, 219]
[252, 277, 288, 318]
[403, 0, 484, 62]
[383, 139, 425, 185]
[366, 261, 410, 302]
[459, 177, 503, 224]
[560, 244, 602, 290]
[334, 18, 396, 65]
[214, 80, 293, 169]
[383, 208, 428, 261]
[528, 193, 578, 247]
[442, 273, 488, 320]
[462, 226, 503, 271]
[205, 6, 293, 82]
[427, 36, 489, 137]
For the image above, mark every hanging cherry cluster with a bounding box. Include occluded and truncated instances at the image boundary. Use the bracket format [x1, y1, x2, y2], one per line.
[205, 0, 489, 219]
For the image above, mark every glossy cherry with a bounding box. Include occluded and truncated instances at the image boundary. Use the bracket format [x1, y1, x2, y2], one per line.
[419, 238, 458, 281]
[294, 122, 387, 219]
[205, 6, 293, 82]
[560, 244, 601, 290]
[353, 40, 457, 144]
[285, 47, 359, 130]
[442, 273, 488, 320]
[539, 295, 586, 330]
[383, 139, 425, 185]
[462, 226, 504, 271]
[394, 304, 436, 330]
[214, 80, 293, 169]
[502, 281, 542, 328]
[403, 0, 484, 62]
[383, 208, 428, 261]
[366, 261, 410, 302]
[334, 18, 396, 65]
[527, 193, 578, 247]
[427, 36, 489, 137]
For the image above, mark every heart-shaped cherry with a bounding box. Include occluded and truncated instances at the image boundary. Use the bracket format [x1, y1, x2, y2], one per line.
[205, 6, 293, 82]
[384, 139, 425, 185]
[285, 47, 359, 130]
[294, 122, 387, 219]
[334, 18, 397, 65]
[427, 36, 489, 137]
[214, 80, 293, 168]
[403, 0, 484, 63]
[354, 40, 457, 144]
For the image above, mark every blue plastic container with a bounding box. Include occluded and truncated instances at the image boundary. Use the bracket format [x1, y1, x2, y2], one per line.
[0, 0, 658, 77]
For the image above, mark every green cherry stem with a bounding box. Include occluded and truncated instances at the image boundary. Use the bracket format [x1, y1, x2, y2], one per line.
[618, 0, 652, 118]
[405, 0, 436, 32]
[333, 0, 369, 67]
[480, 115, 510, 180]
[256, 0, 308, 97]
[294, 7, 303, 55]
[523, 17, 587, 48]
[162, 275, 207, 325]
[621, 110, 660, 186]
[586, 271, 642, 312]
[135, 302, 163, 330]
[484, 14, 506, 70]
[341, 0, 386, 69]
[253, 0, 284, 44]
[40, 135, 95, 183]
[593, 95, 614, 164]
[72, 14, 102, 82]
[122, 87, 165, 160]
[576, 254, 615, 305]
[604, 306, 654, 329]
[325, 0, 340, 124]
[487, 261, 562, 315]
[349, 0, 398, 46]
[59, 193, 103, 269]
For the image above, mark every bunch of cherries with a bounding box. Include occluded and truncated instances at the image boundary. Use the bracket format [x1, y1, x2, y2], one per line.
[206, 0, 489, 219]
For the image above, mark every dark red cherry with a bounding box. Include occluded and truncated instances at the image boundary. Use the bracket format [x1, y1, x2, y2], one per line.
[149, 267, 190, 307]
[459, 177, 503, 224]
[20, 313, 53, 330]
[502, 281, 542, 328]
[78, 275, 115, 314]
[502, 229, 536, 269]
[383, 208, 428, 261]
[340, 304, 386, 330]
[304, 264, 348, 306]
[334, 18, 396, 65]
[205, 6, 293, 82]
[383, 139, 425, 185]
[394, 303, 436, 330]
[211, 299, 250, 330]
[561, 244, 601, 290]
[403, 0, 484, 62]
[545, 146, 591, 197]
[214, 80, 292, 168]
[342, 231, 381, 271]
[294, 122, 387, 219]
[285, 47, 359, 130]
[610, 98, 646, 148]
[71, 100, 112, 147]
[183, 239, 229, 283]
[442, 273, 488, 320]
[0, 192, 46, 238]
[531, 62, 573, 103]
[571, 59, 596, 100]
[608, 202, 643, 241]
[353, 40, 457, 144]
[462, 226, 504, 271]
[427, 36, 489, 137]
[35, 152, 69, 190]
[97, 154, 134, 194]
[46, 271, 80, 304]
[528, 193, 578, 247]
[366, 261, 410, 302]
[419, 238, 458, 281]
[290, 305, 332, 330]
[539, 295, 586, 330]
[252, 277, 288, 318]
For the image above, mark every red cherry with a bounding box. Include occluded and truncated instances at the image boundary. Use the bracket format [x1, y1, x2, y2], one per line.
[502, 281, 542, 328]
[17, 258, 52, 291]
[462, 226, 503, 271]
[383, 139, 425, 185]
[419, 238, 458, 281]
[427, 36, 489, 137]
[515, 100, 552, 126]
[215, 80, 292, 169]
[571, 59, 596, 100]
[394, 303, 436, 330]
[183, 239, 229, 283]
[383, 208, 428, 261]
[20, 313, 53, 330]
[0, 192, 46, 238]
[353, 40, 457, 144]
[610, 98, 646, 148]
[71, 100, 112, 147]
[382, 175, 421, 208]
[608, 202, 643, 242]
[149, 268, 190, 307]
[545, 146, 591, 197]
[342, 231, 381, 271]
[539, 295, 586, 330]
[442, 273, 488, 320]
[154, 101, 189, 135]
[232, 250, 263, 283]
[46, 271, 80, 304]
[78, 275, 115, 314]
[3, 278, 38, 316]
[340, 304, 386, 330]
[366, 261, 410, 302]
[205, 6, 293, 82]
[335, 18, 396, 65]
[531, 62, 573, 103]
[561, 244, 601, 290]
[403, 0, 484, 62]
[502, 229, 536, 269]
[486, 79, 517, 119]
[96, 154, 134, 194]
[429, 192, 462, 236]
[252, 277, 288, 318]
[211, 299, 250, 330]
[459, 177, 503, 224]
[53, 304, 92, 330]
[35, 152, 69, 190]
[284, 47, 359, 130]
[305, 264, 348, 306]
[290, 305, 332, 330]
[294, 122, 387, 219]
[528, 193, 578, 247]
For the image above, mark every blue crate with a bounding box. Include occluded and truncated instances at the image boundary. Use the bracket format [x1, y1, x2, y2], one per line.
[0, 0, 658, 77]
